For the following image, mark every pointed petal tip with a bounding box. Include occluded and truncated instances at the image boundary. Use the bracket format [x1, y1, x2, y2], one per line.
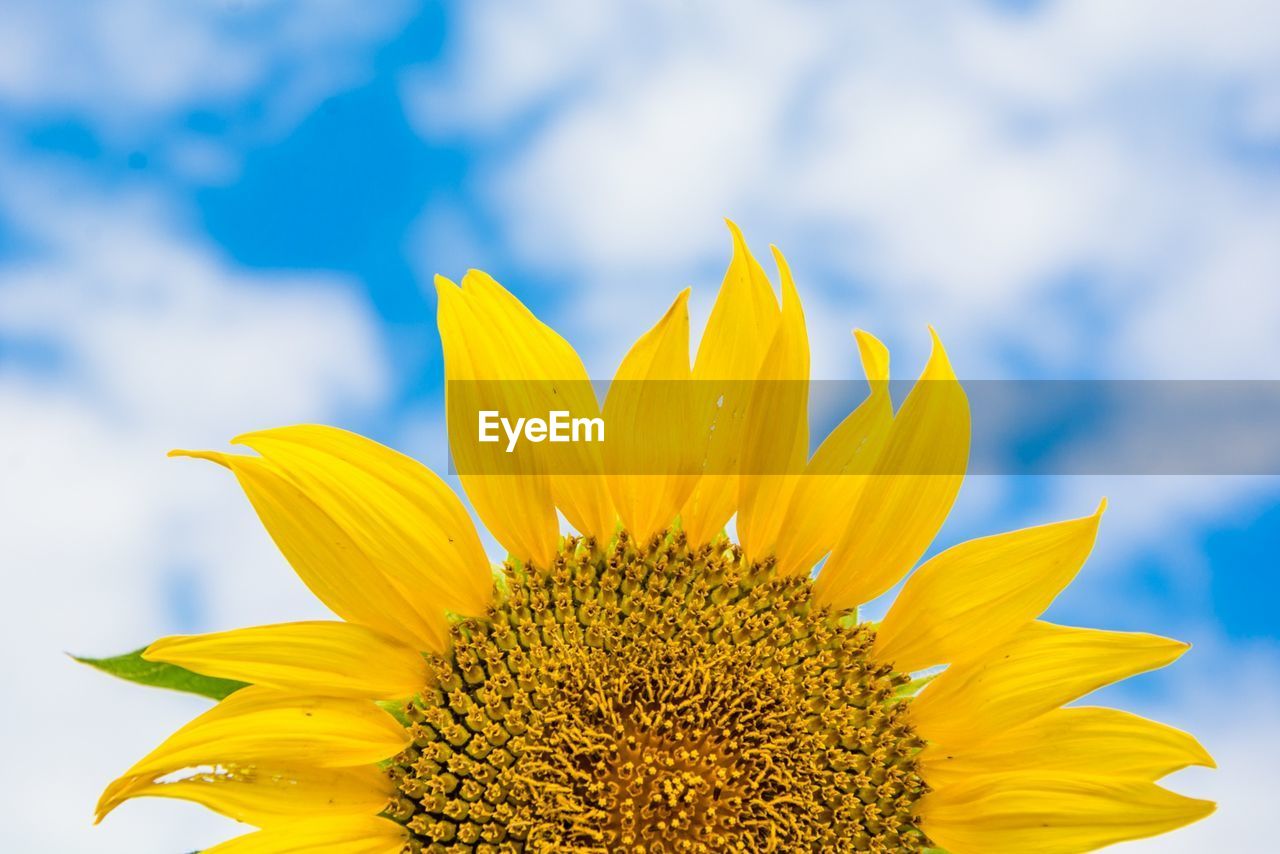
[923, 326, 960, 381]
[92, 792, 119, 824]
[227, 424, 335, 450]
[723, 217, 746, 243]
[460, 268, 501, 292]
[1132, 630, 1191, 659]
[768, 248, 803, 312]
[1185, 794, 1217, 820]
[93, 775, 137, 825]
[1188, 734, 1218, 769]
[852, 329, 890, 384]
[852, 328, 884, 351]
[432, 274, 459, 295]
[1096, 496, 1109, 516]
[926, 325, 949, 356]
[1146, 630, 1195, 661]
[1150, 635, 1194, 665]
[228, 428, 275, 448]
[769, 243, 793, 275]
[167, 448, 231, 467]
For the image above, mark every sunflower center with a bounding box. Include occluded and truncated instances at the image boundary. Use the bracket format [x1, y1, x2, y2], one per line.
[387, 531, 929, 853]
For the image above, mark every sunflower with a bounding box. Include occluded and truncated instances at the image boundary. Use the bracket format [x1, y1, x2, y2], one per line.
[94, 224, 1214, 853]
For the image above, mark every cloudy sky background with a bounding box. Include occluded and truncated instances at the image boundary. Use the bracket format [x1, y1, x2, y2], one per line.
[1, 1, 1277, 850]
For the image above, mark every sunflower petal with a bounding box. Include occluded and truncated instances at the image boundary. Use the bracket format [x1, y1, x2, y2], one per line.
[920, 774, 1214, 854]
[603, 289, 699, 542]
[437, 274, 559, 567]
[872, 502, 1105, 672]
[910, 621, 1190, 746]
[920, 706, 1215, 789]
[97, 764, 392, 827]
[202, 817, 408, 854]
[459, 270, 615, 540]
[775, 330, 892, 577]
[736, 247, 810, 562]
[233, 424, 492, 617]
[143, 621, 429, 700]
[680, 220, 780, 545]
[169, 450, 447, 652]
[814, 328, 970, 610]
[97, 687, 408, 821]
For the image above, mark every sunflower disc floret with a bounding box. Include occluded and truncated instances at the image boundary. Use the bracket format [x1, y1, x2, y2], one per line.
[389, 530, 929, 853]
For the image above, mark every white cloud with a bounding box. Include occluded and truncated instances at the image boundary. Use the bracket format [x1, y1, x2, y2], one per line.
[0, 171, 390, 851]
[0, 1, 253, 118]
[0, 0, 412, 122]
[0, 0, 414, 185]
[409, 0, 1280, 378]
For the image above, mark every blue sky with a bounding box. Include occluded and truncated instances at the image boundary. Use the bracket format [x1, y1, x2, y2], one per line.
[1, 1, 1277, 850]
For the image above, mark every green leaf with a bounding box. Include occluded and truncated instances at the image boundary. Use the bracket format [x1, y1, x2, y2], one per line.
[73, 647, 247, 700]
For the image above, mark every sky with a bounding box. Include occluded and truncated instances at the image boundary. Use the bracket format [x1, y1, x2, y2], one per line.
[0, 1, 1277, 850]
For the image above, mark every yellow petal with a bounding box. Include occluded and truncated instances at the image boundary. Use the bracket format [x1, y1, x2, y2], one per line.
[437, 274, 559, 566]
[170, 450, 448, 652]
[910, 621, 1190, 746]
[603, 289, 699, 542]
[920, 774, 1214, 854]
[202, 817, 408, 854]
[234, 425, 492, 616]
[460, 270, 615, 541]
[853, 327, 889, 388]
[814, 328, 970, 610]
[97, 687, 408, 821]
[736, 247, 810, 562]
[144, 620, 429, 700]
[775, 330, 893, 577]
[680, 220, 780, 545]
[873, 501, 1106, 672]
[98, 763, 392, 827]
[920, 706, 1215, 789]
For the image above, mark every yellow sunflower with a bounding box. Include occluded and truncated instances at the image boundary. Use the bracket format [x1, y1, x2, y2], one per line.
[93, 224, 1214, 853]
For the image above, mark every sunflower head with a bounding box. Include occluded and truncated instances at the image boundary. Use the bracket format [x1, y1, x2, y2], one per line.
[89, 223, 1213, 854]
